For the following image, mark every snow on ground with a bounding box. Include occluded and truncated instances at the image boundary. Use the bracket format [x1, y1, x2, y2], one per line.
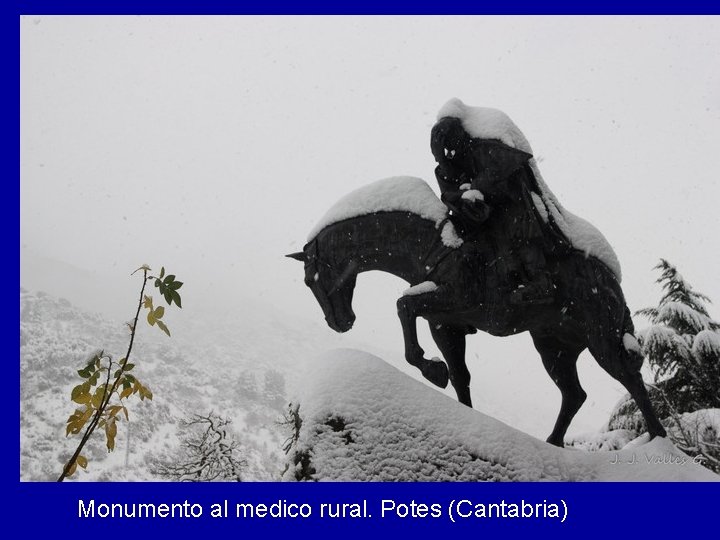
[566, 429, 637, 452]
[283, 349, 717, 481]
[437, 98, 622, 281]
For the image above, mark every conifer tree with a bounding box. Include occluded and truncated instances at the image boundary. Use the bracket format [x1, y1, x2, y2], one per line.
[636, 259, 720, 412]
[606, 260, 719, 472]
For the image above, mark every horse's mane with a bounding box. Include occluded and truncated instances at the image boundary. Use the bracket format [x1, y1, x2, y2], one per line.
[307, 176, 449, 241]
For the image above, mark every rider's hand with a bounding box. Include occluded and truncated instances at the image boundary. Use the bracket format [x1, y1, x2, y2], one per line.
[442, 192, 491, 225]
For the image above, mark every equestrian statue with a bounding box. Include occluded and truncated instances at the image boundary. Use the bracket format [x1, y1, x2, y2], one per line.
[287, 99, 666, 446]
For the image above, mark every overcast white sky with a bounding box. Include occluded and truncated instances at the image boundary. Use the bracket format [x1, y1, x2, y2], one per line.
[20, 16, 720, 437]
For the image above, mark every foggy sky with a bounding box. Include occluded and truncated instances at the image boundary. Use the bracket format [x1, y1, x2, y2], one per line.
[20, 16, 720, 436]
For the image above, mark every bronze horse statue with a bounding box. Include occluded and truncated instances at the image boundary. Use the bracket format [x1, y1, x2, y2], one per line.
[287, 176, 666, 446]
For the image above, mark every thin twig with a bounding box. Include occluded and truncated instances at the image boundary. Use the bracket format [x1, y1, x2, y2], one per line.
[58, 269, 149, 482]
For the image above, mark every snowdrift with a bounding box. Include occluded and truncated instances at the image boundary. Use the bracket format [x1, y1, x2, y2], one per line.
[283, 349, 717, 481]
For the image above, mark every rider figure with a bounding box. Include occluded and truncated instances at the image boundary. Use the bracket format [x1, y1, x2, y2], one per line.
[431, 115, 554, 305]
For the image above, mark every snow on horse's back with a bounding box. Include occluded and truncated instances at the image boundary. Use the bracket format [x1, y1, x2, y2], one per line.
[307, 177, 448, 242]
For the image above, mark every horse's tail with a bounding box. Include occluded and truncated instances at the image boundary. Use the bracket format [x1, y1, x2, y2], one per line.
[621, 304, 645, 372]
[589, 258, 646, 373]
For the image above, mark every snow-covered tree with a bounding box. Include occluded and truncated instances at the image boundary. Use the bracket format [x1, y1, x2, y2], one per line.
[607, 260, 719, 472]
[635, 259, 720, 412]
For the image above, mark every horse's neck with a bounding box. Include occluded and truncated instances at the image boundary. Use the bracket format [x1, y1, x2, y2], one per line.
[321, 212, 439, 284]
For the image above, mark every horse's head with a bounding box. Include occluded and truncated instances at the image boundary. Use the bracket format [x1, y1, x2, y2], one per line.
[286, 240, 358, 333]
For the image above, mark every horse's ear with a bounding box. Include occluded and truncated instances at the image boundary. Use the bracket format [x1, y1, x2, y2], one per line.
[285, 251, 306, 262]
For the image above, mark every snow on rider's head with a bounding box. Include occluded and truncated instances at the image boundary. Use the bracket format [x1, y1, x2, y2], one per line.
[435, 98, 623, 282]
[437, 98, 533, 154]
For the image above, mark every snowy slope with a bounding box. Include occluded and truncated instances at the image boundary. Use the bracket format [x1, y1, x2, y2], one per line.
[283, 349, 717, 481]
[20, 288, 295, 481]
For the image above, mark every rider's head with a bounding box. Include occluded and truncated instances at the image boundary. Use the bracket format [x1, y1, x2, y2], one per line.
[432, 116, 533, 194]
[431, 117, 476, 194]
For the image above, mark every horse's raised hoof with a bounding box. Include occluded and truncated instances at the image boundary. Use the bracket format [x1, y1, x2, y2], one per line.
[421, 358, 449, 389]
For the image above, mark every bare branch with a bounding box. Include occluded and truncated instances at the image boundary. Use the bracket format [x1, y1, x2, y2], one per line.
[152, 412, 245, 482]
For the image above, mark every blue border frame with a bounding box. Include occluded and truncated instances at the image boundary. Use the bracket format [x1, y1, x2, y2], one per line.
[11, 0, 720, 15]
[10, 481, 720, 535]
[11, 2, 720, 537]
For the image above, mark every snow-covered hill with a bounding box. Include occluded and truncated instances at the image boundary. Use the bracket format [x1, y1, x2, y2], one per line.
[20, 288, 295, 481]
[22, 287, 716, 482]
[282, 349, 718, 481]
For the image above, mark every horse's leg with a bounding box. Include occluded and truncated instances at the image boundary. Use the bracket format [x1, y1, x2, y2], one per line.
[530, 332, 586, 447]
[396, 286, 470, 389]
[430, 323, 472, 407]
[586, 316, 667, 439]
